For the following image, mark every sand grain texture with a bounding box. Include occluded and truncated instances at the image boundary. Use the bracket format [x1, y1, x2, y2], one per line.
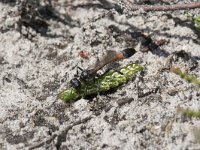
[0, 0, 200, 149]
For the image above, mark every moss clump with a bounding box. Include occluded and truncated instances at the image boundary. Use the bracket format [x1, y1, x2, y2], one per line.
[171, 66, 200, 86]
[177, 107, 200, 119]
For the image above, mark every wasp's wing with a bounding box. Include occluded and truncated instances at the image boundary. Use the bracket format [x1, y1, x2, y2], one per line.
[88, 50, 117, 73]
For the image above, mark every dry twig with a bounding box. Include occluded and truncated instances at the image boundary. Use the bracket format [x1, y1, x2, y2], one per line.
[122, 1, 200, 12]
[28, 116, 93, 150]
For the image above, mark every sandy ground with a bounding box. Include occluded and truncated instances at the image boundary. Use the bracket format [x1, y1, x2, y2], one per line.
[0, 0, 200, 149]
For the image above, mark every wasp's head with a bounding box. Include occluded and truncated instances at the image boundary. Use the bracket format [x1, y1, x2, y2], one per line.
[70, 78, 82, 89]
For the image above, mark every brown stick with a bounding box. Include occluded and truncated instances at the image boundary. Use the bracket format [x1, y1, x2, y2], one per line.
[28, 116, 92, 150]
[123, 1, 200, 12]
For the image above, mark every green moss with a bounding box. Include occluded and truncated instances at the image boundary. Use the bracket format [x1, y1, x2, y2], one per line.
[171, 66, 200, 86]
[182, 109, 200, 118]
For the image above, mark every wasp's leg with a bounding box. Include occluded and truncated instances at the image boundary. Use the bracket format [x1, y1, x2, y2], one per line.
[82, 82, 88, 98]
[114, 69, 124, 75]
[77, 66, 84, 71]
[103, 68, 124, 75]
[74, 72, 79, 78]
[96, 78, 102, 100]
[90, 76, 101, 99]
[74, 66, 83, 78]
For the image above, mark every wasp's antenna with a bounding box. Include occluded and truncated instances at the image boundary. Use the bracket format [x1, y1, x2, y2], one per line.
[122, 48, 136, 58]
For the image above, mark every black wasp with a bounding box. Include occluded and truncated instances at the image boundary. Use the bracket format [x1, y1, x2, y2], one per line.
[70, 48, 136, 90]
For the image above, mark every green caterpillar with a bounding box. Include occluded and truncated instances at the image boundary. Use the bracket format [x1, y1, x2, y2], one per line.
[59, 64, 144, 102]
